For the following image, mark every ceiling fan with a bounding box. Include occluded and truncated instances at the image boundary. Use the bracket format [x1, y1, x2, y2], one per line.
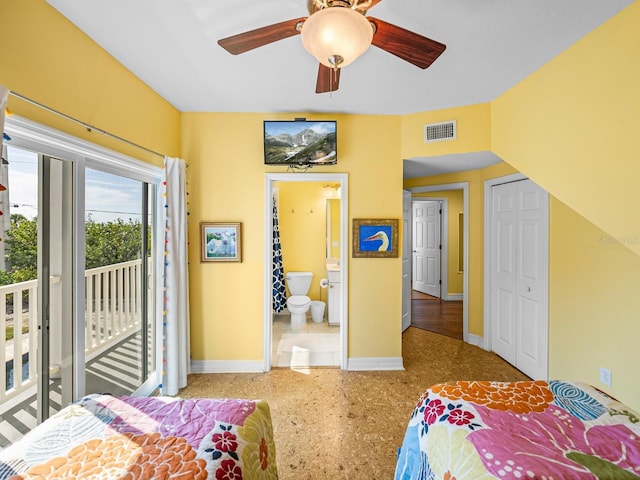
[218, 0, 446, 94]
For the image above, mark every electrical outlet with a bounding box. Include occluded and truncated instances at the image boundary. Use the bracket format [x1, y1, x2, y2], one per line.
[600, 367, 612, 387]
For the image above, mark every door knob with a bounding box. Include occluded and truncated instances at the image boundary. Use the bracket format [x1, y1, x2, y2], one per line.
[525, 286, 531, 292]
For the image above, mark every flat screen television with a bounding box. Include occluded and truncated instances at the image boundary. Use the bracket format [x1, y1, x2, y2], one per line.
[264, 120, 337, 166]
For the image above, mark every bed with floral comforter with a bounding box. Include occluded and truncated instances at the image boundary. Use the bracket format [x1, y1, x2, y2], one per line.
[395, 380, 640, 480]
[0, 394, 278, 479]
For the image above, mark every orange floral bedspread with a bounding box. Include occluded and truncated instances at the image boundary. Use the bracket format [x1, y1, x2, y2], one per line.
[0, 395, 278, 479]
[395, 381, 640, 480]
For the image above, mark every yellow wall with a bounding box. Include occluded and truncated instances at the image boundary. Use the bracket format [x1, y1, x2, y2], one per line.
[550, 200, 640, 407]
[0, 0, 180, 163]
[401, 103, 492, 159]
[183, 112, 403, 361]
[328, 198, 341, 259]
[275, 181, 328, 301]
[492, 1, 640, 257]
[412, 191, 464, 295]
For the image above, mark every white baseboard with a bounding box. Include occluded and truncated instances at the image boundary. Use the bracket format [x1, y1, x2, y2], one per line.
[192, 357, 407, 373]
[445, 293, 463, 301]
[347, 357, 405, 371]
[190, 360, 265, 373]
[466, 333, 486, 350]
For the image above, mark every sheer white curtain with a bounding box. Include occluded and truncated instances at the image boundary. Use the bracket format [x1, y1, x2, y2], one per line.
[161, 156, 190, 395]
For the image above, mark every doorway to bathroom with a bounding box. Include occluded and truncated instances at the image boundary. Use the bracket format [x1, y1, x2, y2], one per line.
[264, 173, 348, 371]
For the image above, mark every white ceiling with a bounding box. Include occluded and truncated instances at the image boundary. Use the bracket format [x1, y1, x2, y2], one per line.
[403, 152, 504, 179]
[46, 0, 633, 176]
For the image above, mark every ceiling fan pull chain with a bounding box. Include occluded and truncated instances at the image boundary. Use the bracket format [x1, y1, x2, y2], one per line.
[330, 67, 335, 97]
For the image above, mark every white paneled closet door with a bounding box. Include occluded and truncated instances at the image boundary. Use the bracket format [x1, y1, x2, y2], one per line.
[491, 179, 548, 379]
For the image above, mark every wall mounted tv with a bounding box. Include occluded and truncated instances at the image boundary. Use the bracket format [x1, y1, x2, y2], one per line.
[264, 120, 337, 166]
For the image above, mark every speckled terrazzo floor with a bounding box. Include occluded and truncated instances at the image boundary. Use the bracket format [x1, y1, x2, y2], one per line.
[179, 327, 530, 479]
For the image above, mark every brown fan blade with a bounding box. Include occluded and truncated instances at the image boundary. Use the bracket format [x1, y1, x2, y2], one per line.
[368, 17, 446, 69]
[218, 18, 306, 55]
[316, 63, 341, 94]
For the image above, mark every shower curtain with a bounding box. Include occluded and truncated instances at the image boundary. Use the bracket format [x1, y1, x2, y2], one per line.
[272, 195, 287, 313]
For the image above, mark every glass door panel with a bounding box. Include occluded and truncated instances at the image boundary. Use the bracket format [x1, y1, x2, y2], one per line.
[0, 149, 72, 441]
[84, 169, 154, 396]
[0, 145, 40, 447]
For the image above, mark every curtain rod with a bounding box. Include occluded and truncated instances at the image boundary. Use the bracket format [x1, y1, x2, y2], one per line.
[9, 91, 165, 159]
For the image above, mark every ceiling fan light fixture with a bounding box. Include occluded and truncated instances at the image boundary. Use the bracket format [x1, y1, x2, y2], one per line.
[301, 7, 373, 69]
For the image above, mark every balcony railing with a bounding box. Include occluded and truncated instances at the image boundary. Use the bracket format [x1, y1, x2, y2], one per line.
[0, 259, 144, 403]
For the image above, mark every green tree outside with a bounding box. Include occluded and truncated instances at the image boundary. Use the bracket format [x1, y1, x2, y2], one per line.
[4, 214, 38, 284]
[1, 213, 146, 286]
[84, 215, 144, 269]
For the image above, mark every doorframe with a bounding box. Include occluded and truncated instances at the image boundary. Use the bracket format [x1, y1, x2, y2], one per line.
[412, 198, 448, 300]
[406, 182, 470, 344]
[401, 190, 412, 332]
[264, 173, 349, 371]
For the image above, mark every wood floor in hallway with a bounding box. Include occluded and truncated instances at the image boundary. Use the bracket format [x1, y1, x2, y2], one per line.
[411, 289, 463, 340]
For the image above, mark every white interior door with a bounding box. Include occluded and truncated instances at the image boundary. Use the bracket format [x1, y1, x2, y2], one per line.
[413, 201, 441, 297]
[491, 183, 518, 364]
[491, 179, 548, 379]
[402, 191, 412, 332]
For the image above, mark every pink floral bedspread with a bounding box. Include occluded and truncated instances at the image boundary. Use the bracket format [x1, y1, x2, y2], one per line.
[395, 381, 640, 479]
[0, 394, 278, 479]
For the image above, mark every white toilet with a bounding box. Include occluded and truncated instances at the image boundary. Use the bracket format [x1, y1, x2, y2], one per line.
[285, 271, 313, 328]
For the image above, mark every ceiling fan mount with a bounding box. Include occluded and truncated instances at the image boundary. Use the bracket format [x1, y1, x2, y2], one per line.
[306, 0, 373, 15]
[218, 0, 445, 94]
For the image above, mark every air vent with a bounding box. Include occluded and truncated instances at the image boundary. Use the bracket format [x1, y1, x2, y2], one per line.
[424, 120, 457, 143]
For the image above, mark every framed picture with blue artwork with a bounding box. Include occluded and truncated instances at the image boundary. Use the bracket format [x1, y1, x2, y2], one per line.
[200, 222, 242, 262]
[352, 218, 398, 258]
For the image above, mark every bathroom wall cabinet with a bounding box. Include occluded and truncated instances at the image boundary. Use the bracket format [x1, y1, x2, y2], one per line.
[327, 269, 342, 326]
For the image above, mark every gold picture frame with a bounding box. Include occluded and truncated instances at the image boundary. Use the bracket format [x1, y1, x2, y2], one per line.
[352, 218, 399, 258]
[200, 222, 242, 262]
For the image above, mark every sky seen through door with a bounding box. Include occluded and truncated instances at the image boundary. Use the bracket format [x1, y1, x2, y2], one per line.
[7, 145, 143, 222]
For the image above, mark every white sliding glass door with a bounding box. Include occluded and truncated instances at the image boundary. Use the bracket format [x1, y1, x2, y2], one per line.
[84, 169, 156, 396]
[0, 117, 162, 449]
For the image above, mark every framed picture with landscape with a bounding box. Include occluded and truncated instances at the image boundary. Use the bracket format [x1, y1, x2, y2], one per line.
[200, 222, 242, 262]
[352, 218, 398, 258]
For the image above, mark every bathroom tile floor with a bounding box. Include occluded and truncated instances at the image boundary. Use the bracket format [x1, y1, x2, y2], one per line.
[272, 312, 340, 368]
